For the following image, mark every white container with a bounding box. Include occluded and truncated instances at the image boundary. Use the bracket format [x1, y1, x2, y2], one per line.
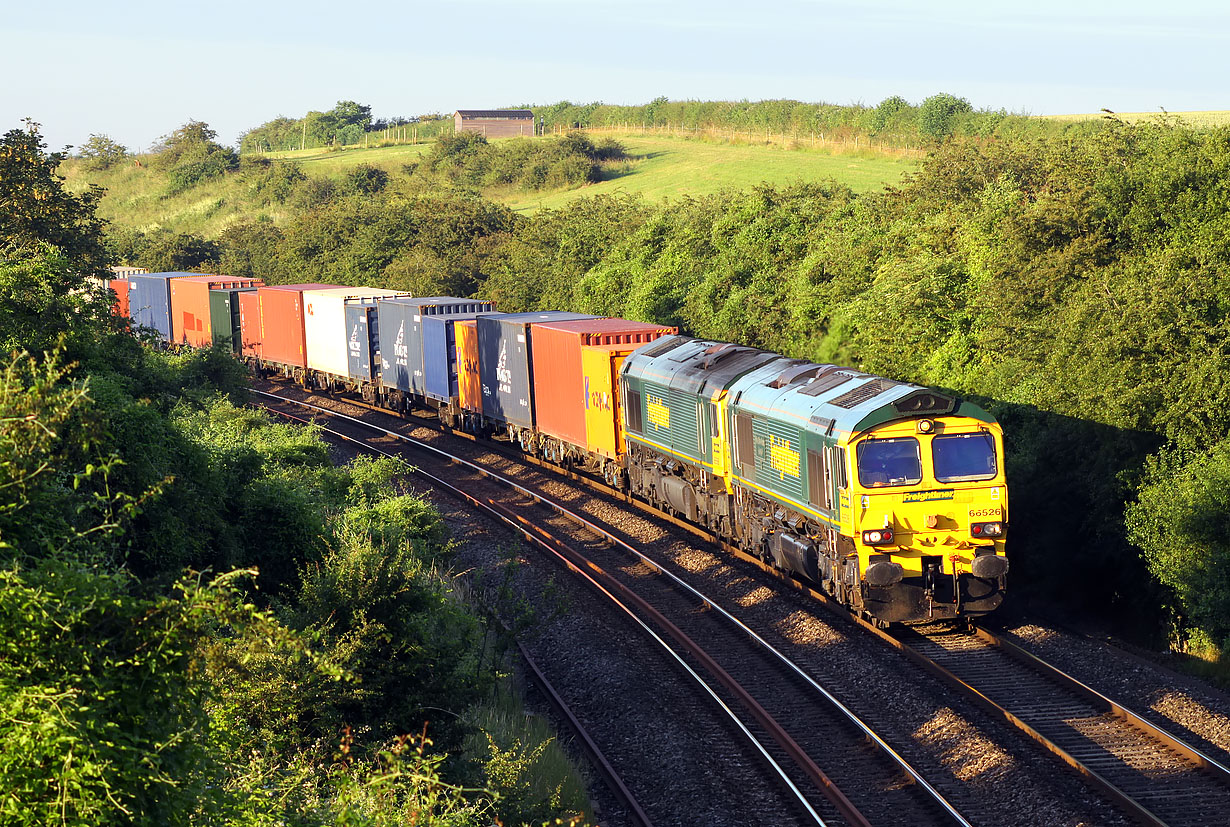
[303, 287, 412, 378]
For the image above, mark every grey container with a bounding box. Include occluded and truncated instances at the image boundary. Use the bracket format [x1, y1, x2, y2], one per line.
[421, 312, 499, 403]
[477, 311, 597, 428]
[345, 301, 380, 380]
[127, 272, 194, 341]
[378, 297, 495, 394]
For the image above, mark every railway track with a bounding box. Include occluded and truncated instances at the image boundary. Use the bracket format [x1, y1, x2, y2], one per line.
[893, 623, 1230, 827]
[252, 382, 1230, 826]
[252, 388, 971, 827]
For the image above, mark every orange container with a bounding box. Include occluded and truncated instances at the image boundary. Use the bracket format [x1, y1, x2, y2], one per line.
[531, 319, 677, 450]
[257, 283, 339, 367]
[455, 319, 481, 413]
[238, 290, 262, 358]
[170, 276, 263, 346]
[581, 343, 642, 459]
[109, 278, 129, 318]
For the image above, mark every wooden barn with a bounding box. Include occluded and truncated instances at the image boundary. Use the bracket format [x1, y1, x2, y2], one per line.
[454, 110, 536, 138]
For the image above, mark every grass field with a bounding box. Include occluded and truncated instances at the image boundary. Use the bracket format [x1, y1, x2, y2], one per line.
[502, 133, 916, 212]
[61, 132, 917, 234]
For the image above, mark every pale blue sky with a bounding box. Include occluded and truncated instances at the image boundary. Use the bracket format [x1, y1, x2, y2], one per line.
[3, 0, 1227, 152]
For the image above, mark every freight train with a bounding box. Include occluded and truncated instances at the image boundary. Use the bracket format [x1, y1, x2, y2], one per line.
[111, 271, 1009, 625]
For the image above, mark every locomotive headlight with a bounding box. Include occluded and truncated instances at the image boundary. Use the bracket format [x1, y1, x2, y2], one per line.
[971, 521, 1004, 538]
[917, 418, 935, 434]
[862, 528, 895, 546]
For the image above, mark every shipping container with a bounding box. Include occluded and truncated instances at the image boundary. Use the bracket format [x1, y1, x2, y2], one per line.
[238, 290, 262, 358]
[531, 319, 678, 450]
[581, 343, 642, 460]
[127, 272, 199, 340]
[256, 283, 338, 368]
[210, 287, 257, 352]
[303, 288, 411, 378]
[345, 301, 380, 380]
[109, 278, 130, 318]
[377, 298, 496, 394]
[171, 276, 264, 347]
[456, 319, 481, 413]
[421, 312, 501, 403]
[477, 311, 598, 429]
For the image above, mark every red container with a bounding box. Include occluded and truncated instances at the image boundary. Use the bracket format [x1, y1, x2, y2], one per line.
[256, 283, 338, 367]
[109, 278, 129, 318]
[170, 276, 264, 347]
[238, 290, 262, 358]
[531, 318, 677, 449]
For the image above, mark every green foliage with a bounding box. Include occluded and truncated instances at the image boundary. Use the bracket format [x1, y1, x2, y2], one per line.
[1127, 441, 1230, 647]
[0, 121, 111, 277]
[111, 227, 221, 272]
[416, 133, 619, 193]
[152, 119, 239, 195]
[918, 93, 974, 141]
[79, 133, 129, 170]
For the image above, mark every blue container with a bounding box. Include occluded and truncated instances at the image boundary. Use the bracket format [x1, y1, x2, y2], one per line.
[378, 297, 496, 394]
[345, 301, 380, 380]
[477, 311, 598, 428]
[127, 272, 196, 341]
[421, 312, 498, 403]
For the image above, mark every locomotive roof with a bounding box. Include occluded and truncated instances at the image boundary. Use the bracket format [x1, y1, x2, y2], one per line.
[629, 335, 994, 437]
[621, 334, 779, 396]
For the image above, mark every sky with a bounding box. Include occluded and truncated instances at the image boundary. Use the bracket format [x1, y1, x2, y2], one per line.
[3, 0, 1228, 152]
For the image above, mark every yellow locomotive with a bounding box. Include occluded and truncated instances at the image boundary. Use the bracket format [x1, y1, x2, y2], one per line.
[619, 336, 1007, 624]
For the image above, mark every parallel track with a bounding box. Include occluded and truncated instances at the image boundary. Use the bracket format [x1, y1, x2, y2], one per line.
[255, 381, 1230, 826]
[252, 388, 971, 827]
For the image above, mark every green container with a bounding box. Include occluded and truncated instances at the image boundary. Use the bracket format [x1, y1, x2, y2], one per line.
[209, 287, 256, 353]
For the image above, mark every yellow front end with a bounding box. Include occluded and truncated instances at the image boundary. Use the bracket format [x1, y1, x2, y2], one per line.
[844, 416, 1008, 623]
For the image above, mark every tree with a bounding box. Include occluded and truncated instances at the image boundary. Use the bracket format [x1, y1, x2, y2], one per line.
[871, 96, 913, 134]
[79, 134, 129, 170]
[919, 93, 973, 141]
[0, 121, 111, 278]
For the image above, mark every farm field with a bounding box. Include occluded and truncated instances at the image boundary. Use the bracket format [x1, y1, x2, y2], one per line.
[1044, 110, 1230, 127]
[502, 133, 917, 212]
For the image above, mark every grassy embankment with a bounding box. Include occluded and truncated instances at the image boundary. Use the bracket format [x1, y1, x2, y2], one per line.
[62, 133, 916, 235]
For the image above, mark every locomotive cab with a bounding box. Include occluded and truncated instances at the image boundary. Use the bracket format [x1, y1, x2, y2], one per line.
[849, 413, 1008, 623]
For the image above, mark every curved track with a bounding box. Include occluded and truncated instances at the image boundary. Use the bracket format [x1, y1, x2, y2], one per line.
[252, 388, 971, 827]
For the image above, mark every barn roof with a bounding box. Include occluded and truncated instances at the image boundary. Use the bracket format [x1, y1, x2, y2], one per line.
[454, 109, 534, 120]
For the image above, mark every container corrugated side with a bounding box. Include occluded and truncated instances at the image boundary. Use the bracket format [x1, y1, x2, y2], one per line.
[455, 320, 481, 413]
[345, 302, 379, 380]
[531, 319, 675, 449]
[127, 272, 197, 341]
[304, 288, 410, 377]
[238, 291, 262, 357]
[257, 283, 337, 368]
[210, 287, 256, 352]
[109, 278, 129, 318]
[421, 313, 500, 403]
[478, 312, 597, 429]
[581, 344, 636, 459]
[171, 276, 262, 347]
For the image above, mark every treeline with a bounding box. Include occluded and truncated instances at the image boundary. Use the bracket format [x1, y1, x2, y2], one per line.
[1, 125, 589, 824]
[531, 95, 1111, 143]
[239, 100, 452, 153]
[135, 116, 1230, 657]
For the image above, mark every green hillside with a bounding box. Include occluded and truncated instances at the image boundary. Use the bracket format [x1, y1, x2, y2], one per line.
[61, 132, 915, 235]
